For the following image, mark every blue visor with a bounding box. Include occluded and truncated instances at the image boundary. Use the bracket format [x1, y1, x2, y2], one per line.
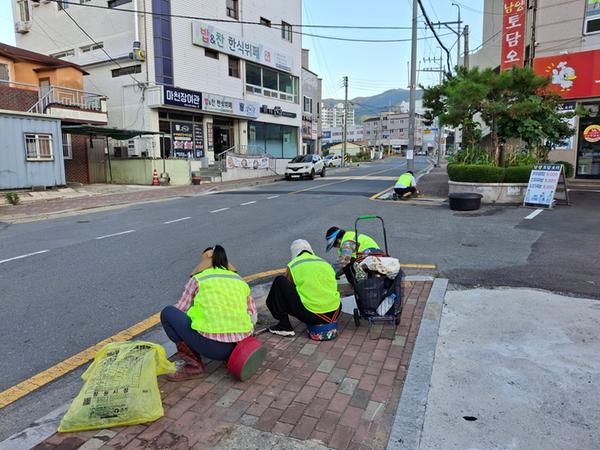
[325, 230, 341, 252]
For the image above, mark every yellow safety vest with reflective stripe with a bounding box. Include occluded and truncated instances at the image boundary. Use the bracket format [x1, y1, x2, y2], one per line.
[187, 268, 252, 334]
[396, 173, 414, 188]
[339, 231, 380, 258]
[288, 252, 340, 314]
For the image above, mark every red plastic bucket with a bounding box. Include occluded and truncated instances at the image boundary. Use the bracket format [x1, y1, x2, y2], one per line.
[227, 336, 267, 381]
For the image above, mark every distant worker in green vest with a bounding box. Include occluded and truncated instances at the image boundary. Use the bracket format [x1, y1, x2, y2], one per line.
[394, 170, 419, 199]
[266, 240, 341, 337]
[160, 246, 257, 381]
[325, 226, 381, 288]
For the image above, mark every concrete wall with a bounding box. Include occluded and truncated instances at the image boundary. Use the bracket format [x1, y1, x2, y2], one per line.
[108, 159, 191, 186]
[449, 181, 528, 204]
[0, 111, 65, 189]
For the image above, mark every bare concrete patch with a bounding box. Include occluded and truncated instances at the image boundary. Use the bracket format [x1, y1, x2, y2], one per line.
[209, 424, 331, 449]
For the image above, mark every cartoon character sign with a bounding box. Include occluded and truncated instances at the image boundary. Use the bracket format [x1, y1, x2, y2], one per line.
[551, 62, 577, 91]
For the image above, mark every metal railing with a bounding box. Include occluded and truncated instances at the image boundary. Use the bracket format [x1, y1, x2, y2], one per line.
[28, 86, 106, 114]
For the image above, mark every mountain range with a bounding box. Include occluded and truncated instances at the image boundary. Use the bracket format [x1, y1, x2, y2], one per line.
[323, 88, 423, 123]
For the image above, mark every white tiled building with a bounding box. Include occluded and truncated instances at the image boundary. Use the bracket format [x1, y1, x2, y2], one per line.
[321, 102, 355, 128]
[13, 0, 303, 164]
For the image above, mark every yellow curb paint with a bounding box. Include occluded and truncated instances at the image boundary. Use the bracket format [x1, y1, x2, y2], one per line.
[0, 269, 285, 410]
[370, 186, 395, 200]
[400, 264, 437, 269]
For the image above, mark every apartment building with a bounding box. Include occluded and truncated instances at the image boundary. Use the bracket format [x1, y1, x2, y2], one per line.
[301, 49, 322, 154]
[321, 125, 364, 146]
[13, 0, 303, 166]
[471, 0, 600, 179]
[362, 112, 424, 150]
[321, 102, 355, 128]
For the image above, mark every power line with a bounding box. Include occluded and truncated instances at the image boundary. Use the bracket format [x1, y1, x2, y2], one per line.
[416, 0, 453, 74]
[48, 0, 427, 30]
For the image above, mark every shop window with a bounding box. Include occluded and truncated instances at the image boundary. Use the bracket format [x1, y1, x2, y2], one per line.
[245, 62, 299, 103]
[226, 0, 238, 19]
[62, 133, 72, 159]
[248, 122, 299, 158]
[205, 48, 219, 59]
[281, 21, 292, 42]
[228, 56, 240, 78]
[24, 133, 53, 161]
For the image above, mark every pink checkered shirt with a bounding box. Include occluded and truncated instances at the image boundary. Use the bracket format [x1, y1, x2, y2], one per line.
[175, 277, 256, 343]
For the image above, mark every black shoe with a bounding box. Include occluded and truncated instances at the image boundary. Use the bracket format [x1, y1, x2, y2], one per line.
[268, 323, 296, 337]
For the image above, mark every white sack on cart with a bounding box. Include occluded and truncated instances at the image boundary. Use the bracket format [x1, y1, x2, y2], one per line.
[359, 256, 400, 279]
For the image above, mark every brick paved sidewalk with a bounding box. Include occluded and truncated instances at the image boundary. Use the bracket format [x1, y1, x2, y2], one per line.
[0, 176, 281, 223]
[35, 281, 431, 450]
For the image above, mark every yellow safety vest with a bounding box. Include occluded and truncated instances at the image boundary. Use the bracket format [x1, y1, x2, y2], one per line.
[187, 268, 252, 335]
[339, 231, 380, 258]
[288, 252, 340, 314]
[396, 173, 414, 188]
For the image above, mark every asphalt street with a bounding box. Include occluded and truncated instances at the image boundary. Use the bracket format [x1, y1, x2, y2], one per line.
[1, 156, 599, 442]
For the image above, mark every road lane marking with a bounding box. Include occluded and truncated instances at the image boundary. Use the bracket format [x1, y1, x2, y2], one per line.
[0, 250, 49, 265]
[240, 201, 257, 206]
[267, 195, 280, 199]
[210, 207, 230, 213]
[0, 262, 436, 409]
[95, 230, 136, 240]
[164, 217, 191, 224]
[290, 178, 351, 194]
[524, 209, 544, 220]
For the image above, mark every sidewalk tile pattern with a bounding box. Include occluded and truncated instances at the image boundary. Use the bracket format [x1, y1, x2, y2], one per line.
[34, 281, 431, 450]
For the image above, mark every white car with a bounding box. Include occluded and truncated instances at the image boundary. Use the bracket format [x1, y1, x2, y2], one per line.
[324, 154, 342, 167]
[285, 154, 326, 180]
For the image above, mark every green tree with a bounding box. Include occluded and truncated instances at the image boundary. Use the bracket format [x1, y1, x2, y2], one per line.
[423, 66, 576, 166]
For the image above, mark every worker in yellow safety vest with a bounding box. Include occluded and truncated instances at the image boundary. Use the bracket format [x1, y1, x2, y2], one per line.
[394, 171, 419, 200]
[266, 240, 341, 337]
[325, 226, 381, 288]
[160, 246, 257, 381]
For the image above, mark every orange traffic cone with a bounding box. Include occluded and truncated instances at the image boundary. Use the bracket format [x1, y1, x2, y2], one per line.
[152, 169, 159, 186]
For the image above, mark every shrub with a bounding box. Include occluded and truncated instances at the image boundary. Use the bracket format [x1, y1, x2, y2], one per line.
[447, 147, 493, 165]
[4, 192, 20, 205]
[504, 165, 533, 183]
[447, 164, 505, 183]
[549, 160, 574, 178]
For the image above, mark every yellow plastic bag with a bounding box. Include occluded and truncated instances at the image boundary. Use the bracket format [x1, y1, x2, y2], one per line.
[58, 341, 175, 432]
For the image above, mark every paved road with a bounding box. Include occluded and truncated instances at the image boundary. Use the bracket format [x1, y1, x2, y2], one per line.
[0, 157, 429, 394]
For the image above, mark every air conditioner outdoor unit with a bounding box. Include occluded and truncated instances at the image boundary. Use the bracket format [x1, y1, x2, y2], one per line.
[15, 21, 32, 34]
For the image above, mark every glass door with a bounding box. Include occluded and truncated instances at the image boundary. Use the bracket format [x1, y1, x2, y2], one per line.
[577, 118, 600, 178]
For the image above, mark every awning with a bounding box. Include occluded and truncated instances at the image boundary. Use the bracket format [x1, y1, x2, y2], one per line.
[61, 125, 162, 140]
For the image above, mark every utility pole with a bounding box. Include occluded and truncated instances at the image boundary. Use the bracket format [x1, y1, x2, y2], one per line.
[342, 76, 348, 167]
[452, 3, 462, 69]
[437, 49, 444, 167]
[463, 24, 470, 69]
[407, 0, 418, 172]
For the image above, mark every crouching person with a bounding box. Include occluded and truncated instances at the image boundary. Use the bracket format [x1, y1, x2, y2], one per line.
[160, 245, 256, 381]
[267, 240, 341, 337]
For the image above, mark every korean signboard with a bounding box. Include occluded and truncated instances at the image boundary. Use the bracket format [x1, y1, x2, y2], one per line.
[171, 121, 194, 158]
[193, 124, 204, 158]
[163, 86, 202, 110]
[202, 93, 260, 119]
[192, 21, 292, 73]
[533, 49, 600, 99]
[500, 0, 527, 71]
[524, 164, 563, 207]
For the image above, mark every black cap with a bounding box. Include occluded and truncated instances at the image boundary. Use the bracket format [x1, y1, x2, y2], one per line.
[326, 226, 341, 240]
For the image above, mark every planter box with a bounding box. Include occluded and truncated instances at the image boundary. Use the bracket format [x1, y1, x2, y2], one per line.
[448, 181, 528, 204]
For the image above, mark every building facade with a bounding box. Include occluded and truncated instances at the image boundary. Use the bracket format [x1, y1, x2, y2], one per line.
[321, 102, 355, 128]
[0, 42, 108, 186]
[321, 125, 364, 146]
[362, 112, 424, 150]
[471, 0, 600, 179]
[301, 49, 322, 154]
[13, 0, 303, 165]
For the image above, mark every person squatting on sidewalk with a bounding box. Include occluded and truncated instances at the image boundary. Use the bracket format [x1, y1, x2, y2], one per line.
[160, 246, 257, 381]
[266, 239, 341, 337]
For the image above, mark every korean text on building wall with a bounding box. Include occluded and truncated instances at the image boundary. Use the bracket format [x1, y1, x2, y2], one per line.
[191, 22, 292, 73]
[533, 50, 600, 99]
[501, 0, 526, 71]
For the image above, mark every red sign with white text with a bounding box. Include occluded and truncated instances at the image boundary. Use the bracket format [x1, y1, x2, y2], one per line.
[533, 50, 600, 99]
[500, 0, 527, 71]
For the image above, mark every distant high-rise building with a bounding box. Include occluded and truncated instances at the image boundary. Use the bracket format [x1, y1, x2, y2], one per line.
[321, 102, 355, 128]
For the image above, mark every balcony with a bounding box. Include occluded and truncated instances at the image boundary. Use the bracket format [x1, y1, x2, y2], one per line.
[28, 85, 108, 124]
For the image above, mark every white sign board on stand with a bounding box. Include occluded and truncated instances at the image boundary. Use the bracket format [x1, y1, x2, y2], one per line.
[406, 149, 414, 160]
[523, 164, 568, 208]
